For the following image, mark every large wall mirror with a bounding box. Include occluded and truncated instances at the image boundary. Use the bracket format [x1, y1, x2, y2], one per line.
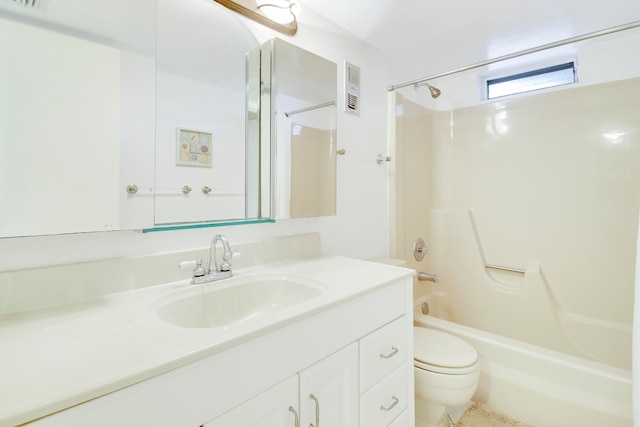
[0, 0, 156, 238]
[263, 38, 338, 219]
[154, 0, 269, 228]
[0, 0, 270, 238]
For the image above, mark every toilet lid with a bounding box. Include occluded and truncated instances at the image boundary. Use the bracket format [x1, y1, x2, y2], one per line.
[413, 327, 478, 373]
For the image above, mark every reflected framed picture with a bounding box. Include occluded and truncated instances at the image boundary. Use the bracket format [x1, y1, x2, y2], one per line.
[176, 128, 212, 167]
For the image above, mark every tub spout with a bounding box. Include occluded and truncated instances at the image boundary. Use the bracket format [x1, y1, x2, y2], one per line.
[418, 272, 438, 283]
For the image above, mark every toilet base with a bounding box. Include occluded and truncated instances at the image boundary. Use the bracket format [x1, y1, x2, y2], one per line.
[415, 399, 449, 427]
[413, 368, 479, 427]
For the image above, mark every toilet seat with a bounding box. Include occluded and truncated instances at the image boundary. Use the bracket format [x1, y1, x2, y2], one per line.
[413, 327, 478, 375]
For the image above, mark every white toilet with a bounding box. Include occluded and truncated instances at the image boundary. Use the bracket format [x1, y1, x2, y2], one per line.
[413, 326, 480, 427]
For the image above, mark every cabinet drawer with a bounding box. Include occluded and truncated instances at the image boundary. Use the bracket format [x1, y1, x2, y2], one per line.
[388, 409, 408, 427]
[360, 363, 408, 427]
[360, 315, 408, 392]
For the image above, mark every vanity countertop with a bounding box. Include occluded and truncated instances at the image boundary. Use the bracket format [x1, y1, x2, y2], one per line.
[0, 256, 413, 427]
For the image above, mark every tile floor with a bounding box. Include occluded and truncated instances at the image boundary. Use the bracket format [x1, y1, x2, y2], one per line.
[446, 401, 474, 426]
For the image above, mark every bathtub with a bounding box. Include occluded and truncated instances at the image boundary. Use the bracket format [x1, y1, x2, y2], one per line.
[413, 293, 633, 427]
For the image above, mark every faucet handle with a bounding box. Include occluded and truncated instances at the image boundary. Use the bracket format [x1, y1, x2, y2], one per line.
[221, 252, 241, 271]
[178, 259, 196, 269]
[193, 259, 206, 277]
[179, 258, 206, 277]
[219, 253, 235, 272]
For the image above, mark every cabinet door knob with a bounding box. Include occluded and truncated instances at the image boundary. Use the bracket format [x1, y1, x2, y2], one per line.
[380, 396, 399, 412]
[289, 406, 299, 427]
[309, 394, 320, 427]
[379, 346, 399, 359]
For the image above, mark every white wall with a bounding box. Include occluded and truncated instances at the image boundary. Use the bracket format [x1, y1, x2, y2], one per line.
[0, 6, 399, 271]
[398, 27, 640, 111]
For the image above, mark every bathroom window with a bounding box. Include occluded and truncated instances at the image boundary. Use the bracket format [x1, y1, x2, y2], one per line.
[486, 61, 576, 99]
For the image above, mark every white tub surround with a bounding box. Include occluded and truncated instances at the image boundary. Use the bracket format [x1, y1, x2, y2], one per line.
[0, 234, 415, 427]
[425, 208, 634, 369]
[414, 294, 632, 427]
[633, 212, 640, 426]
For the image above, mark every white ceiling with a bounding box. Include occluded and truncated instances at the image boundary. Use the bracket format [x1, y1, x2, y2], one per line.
[298, 0, 640, 80]
[2, 0, 639, 86]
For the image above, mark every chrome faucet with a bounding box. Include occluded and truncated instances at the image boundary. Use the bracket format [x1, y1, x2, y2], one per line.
[184, 234, 234, 285]
[417, 272, 438, 283]
[208, 234, 233, 275]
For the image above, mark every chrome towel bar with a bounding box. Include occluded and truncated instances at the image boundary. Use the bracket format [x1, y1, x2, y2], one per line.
[284, 101, 336, 117]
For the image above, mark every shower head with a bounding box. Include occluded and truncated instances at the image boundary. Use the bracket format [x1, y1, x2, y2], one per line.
[413, 82, 441, 98]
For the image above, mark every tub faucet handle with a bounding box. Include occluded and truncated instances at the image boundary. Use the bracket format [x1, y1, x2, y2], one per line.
[413, 238, 429, 261]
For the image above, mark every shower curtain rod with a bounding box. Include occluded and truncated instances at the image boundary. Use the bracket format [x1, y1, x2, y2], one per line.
[387, 20, 640, 91]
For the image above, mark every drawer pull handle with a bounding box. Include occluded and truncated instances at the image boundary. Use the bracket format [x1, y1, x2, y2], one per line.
[380, 346, 399, 359]
[309, 394, 320, 427]
[289, 406, 299, 427]
[380, 396, 399, 412]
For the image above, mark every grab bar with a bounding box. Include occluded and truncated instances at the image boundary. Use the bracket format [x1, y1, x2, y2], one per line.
[485, 264, 526, 274]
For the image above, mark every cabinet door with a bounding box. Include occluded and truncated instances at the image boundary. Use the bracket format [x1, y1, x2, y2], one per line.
[204, 375, 299, 427]
[299, 342, 359, 427]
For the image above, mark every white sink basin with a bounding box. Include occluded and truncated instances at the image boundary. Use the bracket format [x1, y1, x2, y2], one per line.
[155, 274, 326, 328]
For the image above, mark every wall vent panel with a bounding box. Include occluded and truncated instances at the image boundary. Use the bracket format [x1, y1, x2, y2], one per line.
[344, 61, 360, 116]
[5, 0, 43, 8]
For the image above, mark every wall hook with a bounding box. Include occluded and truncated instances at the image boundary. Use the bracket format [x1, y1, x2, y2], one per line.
[376, 154, 392, 164]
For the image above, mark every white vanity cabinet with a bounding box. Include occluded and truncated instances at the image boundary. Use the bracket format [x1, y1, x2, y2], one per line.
[299, 342, 359, 426]
[22, 278, 413, 427]
[205, 343, 359, 427]
[359, 315, 410, 427]
[205, 315, 411, 427]
[203, 375, 300, 427]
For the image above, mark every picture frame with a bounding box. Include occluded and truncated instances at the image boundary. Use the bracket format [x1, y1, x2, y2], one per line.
[176, 128, 212, 167]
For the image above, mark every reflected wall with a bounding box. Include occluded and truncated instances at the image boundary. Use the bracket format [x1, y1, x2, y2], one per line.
[154, 0, 259, 225]
[0, 2, 156, 237]
[265, 38, 338, 219]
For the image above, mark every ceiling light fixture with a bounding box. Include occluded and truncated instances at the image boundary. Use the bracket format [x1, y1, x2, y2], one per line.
[213, 0, 298, 36]
[256, 0, 299, 25]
